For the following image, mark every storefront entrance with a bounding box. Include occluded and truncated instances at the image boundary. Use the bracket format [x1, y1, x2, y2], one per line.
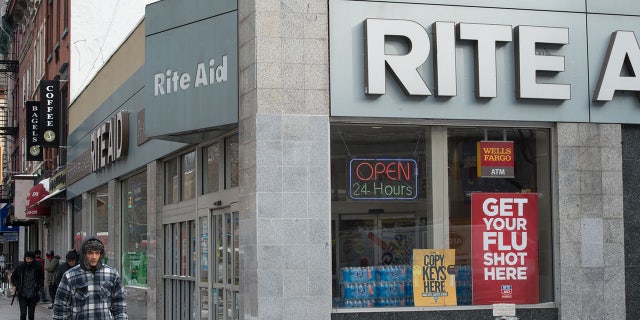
[197, 204, 240, 320]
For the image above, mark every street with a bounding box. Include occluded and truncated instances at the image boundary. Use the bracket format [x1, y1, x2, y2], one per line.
[0, 294, 53, 320]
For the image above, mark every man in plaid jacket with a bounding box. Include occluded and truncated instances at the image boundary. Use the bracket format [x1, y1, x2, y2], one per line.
[52, 236, 127, 319]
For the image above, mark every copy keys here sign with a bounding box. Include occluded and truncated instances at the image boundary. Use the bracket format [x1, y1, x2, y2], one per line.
[471, 193, 538, 305]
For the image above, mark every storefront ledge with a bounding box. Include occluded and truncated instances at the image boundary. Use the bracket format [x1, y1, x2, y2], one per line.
[124, 286, 148, 300]
[332, 303, 558, 320]
[124, 285, 149, 290]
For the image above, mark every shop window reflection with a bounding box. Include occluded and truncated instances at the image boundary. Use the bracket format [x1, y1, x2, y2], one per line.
[330, 124, 552, 309]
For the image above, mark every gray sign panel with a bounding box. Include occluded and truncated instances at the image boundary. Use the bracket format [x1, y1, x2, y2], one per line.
[586, 0, 640, 15]
[330, 1, 590, 122]
[145, 0, 237, 35]
[145, 8, 238, 140]
[347, 0, 585, 12]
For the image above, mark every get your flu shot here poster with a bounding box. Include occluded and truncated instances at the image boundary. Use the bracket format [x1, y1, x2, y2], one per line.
[471, 193, 539, 304]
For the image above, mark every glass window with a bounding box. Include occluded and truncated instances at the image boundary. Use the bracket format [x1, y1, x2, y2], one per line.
[200, 217, 209, 283]
[225, 134, 239, 189]
[330, 124, 552, 309]
[181, 222, 188, 276]
[165, 157, 179, 204]
[203, 143, 220, 194]
[190, 220, 196, 277]
[72, 197, 84, 251]
[122, 172, 148, 288]
[94, 185, 109, 262]
[182, 151, 196, 200]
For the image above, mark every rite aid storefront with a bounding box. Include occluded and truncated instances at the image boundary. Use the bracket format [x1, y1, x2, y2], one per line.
[328, 0, 638, 320]
[69, 1, 640, 319]
[67, 2, 240, 319]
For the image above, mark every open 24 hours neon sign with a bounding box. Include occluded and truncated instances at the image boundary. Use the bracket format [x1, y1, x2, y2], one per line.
[349, 158, 418, 200]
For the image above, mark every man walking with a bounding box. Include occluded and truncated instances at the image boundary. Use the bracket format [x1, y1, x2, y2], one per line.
[53, 237, 127, 319]
[33, 249, 48, 303]
[11, 251, 44, 320]
[45, 250, 60, 307]
[48, 250, 77, 309]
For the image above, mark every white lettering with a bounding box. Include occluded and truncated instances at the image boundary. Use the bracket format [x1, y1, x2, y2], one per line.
[153, 55, 230, 97]
[154, 73, 165, 95]
[594, 31, 640, 101]
[459, 23, 512, 98]
[516, 26, 570, 99]
[363, 20, 578, 101]
[91, 111, 130, 172]
[364, 18, 431, 95]
[216, 56, 227, 82]
[434, 21, 456, 96]
[195, 62, 208, 87]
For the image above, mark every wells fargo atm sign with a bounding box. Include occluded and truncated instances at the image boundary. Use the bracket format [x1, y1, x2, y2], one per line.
[349, 158, 418, 200]
[477, 141, 514, 178]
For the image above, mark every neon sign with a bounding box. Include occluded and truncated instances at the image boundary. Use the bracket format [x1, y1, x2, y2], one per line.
[349, 158, 418, 200]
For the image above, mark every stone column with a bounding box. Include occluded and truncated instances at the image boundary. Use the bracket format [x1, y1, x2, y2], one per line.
[238, 1, 331, 319]
[557, 123, 625, 319]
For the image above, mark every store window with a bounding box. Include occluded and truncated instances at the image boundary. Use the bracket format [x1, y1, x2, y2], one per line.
[182, 151, 196, 200]
[330, 124, 552, 309]
[72, 197, 85, 250]
[225, 134, 239, 189]
[122, 172, 148, 287]
[165, 157, 179, 204]
[165, 151, 198, 204]
[203, 143, 220, 194]
[93, 185, 110, 261]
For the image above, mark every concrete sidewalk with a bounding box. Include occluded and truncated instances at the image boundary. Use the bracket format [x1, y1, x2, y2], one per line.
[0, 293, 53, 320]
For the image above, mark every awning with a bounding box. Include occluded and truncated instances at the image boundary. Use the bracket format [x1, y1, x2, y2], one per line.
[36, 188, 65, 206]
[26, 178, 51, 217]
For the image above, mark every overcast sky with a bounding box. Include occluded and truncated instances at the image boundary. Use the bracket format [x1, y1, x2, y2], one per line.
[71, 1, 156, 102]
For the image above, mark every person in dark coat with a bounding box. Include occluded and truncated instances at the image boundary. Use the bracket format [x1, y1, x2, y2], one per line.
[48, 250, 78, 309]
[11, 251, 45, 320]
[33, 249, 48, 302]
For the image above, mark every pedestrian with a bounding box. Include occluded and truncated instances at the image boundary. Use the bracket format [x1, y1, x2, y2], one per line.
[53, 237, 127, 319]
[45, 250, 60, 309]
[33, 249, 48, 303]
[48, 249, 78, 309]
[10, 251, 44, 320]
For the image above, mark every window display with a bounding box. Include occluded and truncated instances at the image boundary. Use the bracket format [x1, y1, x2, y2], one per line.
[331, 124, 552, 309]
[122, 172, 148, 287]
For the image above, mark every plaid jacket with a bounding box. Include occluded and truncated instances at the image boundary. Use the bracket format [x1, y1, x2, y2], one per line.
[52, 264, 127, 319]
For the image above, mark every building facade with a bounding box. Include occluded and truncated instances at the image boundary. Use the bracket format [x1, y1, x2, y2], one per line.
[58, 0, 640, 320]
[0, 0, 70, 268]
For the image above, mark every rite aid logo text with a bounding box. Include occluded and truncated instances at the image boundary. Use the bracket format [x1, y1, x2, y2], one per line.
[364, 19, 639, 102]
[153, 56, 228, 96]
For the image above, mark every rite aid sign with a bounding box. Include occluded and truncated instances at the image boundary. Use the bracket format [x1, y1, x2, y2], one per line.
[329, 0, 640, 124]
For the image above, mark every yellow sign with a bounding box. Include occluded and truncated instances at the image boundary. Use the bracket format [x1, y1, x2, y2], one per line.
[412, 249, 457, 306]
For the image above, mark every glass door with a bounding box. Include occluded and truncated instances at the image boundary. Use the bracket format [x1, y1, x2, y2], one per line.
[198, 203, 239, 320]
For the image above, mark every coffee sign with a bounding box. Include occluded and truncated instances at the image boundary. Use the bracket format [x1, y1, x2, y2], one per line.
[39, 80, 60, 146]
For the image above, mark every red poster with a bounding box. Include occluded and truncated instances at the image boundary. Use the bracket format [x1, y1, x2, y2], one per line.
[471, 193, 538, 304]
